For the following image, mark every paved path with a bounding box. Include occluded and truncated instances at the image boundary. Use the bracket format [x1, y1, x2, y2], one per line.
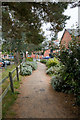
[8, 62, 79, 118]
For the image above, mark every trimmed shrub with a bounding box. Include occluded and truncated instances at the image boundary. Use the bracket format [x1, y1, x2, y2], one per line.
[51, 63, 78, 93]
[21, 65, 32, 76]
[26, 61, 37, 70]
[46, 57, 60, 68]
[40, 59, 47, 64]
[20, 61, 37, 76]
[46, 64, 64, 75]
[51, 75, 63, 92]
[46, 67, 54, 74]
[51, 74, 72, 93]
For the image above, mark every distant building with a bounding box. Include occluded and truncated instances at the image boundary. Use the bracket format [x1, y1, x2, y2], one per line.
[60, 29, 80, 48]
[44, 49, 50, 57]
[27, 39, 60, 59]
[28, 52, 43, 59]
[0, 52, 14, 59]
[44, 39, 60, 57]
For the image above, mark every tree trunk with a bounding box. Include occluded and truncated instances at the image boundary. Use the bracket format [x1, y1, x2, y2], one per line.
[23, 52, 25, 63]
[13, 51, 20, 65]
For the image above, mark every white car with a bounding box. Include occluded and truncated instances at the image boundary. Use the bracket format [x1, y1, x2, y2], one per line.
[4, 60, 10, 65]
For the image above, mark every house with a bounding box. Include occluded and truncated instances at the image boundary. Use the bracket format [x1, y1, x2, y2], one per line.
[27, 39, 59, 59]
[29, 52, 43, 59]
[0, 52, 14, 59]
[44, 49, 50, 57]
[44, 39, 60, 57]
[60, 29, 80, 48]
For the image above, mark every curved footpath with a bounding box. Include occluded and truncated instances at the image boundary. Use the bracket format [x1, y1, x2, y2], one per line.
[6, 62, 79, 118]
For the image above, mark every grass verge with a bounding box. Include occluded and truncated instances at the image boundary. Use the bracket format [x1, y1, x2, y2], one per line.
[2, 64, 16, 79]
[2, 64, 17, 92]
[2, 75, 22, 118]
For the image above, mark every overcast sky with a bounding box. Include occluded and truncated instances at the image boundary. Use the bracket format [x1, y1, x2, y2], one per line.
[42, 4, 78, 40]
[58, 5, 78, 39]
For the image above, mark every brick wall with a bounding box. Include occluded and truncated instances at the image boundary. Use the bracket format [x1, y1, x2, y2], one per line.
[44, 49, 50, 57]
[60, 30, 72, 49]
[61, 30, 80, 49]
[31, 52, 43, 59]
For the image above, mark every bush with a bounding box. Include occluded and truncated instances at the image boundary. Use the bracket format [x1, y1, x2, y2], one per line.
[40, 59, 47, 64]
[60, 36, 80, 105]
[51, 64, 66, 91]
[51, 62, 80, 106]
[46, 64, 64, 75]
[51, 75, 63, 92]
[46, 67, 54, 75]
[51, 35, 80, 106]
[46, 57, 60, 68]
[20, 61, 37, 76]
[20, 65, 32, 76]
[26, 61, 37, 70]
[51, 74, 74, 93]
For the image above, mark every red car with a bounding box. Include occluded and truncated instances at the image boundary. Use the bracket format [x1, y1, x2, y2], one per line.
[0, 61, 3, 67]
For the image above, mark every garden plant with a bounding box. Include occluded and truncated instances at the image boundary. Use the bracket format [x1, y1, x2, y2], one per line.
[40, 59, 47, 64]
[46, 57, 60, 68]
[20, 61, 37, 76]
[50, 35, 80, 106]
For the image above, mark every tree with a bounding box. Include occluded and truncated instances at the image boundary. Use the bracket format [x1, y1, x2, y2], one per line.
[71, 1, 80, 8]
[2, 2, 70, 63]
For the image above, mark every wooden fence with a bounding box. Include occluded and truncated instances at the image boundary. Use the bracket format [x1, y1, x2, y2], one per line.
[0, 64, 22, 103]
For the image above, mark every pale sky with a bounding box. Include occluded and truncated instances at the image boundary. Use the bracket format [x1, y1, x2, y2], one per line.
[58, 5, 78, 39]
[42, 4, 78, 40]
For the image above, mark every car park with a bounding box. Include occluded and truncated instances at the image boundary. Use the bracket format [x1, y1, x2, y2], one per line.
[0, 60, 3, 67]
[0, 59, 5, 67]
[0, 59, 11, 67]
[4, 60, 10, 65]
[43, 56, 51, 59]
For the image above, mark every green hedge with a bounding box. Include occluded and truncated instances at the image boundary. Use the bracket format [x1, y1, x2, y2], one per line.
[51, 35, 80, 106]
[46, 57, 60, 68]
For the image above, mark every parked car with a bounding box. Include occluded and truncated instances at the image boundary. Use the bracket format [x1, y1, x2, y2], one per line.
[0, 59, 5, 67]
[4, 60, 10, 65]
[0, 60, 3, 67]
[43, 56, 51, 59]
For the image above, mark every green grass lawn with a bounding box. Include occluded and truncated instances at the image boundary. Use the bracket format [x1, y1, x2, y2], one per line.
[1, 64, 19, 92]
[1, 64, 22, 118]
[2, 64, 16, 79]
[2, 75, 22, 118]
